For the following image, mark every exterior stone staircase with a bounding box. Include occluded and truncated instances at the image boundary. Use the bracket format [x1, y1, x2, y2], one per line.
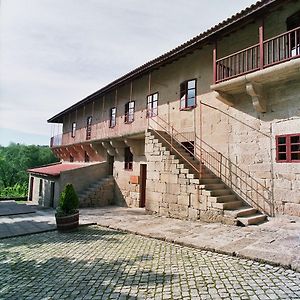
[148, 129, 267, 226]
[78, 176, 114, 208]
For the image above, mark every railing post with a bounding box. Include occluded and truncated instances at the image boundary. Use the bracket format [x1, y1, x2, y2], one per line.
[213, 44, 217, 84]
[171, 126, 173, 152]
[219, 152, 222, 179]
[259, 22, 264, 69]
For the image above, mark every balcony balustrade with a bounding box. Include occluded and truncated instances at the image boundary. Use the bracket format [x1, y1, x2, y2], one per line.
[214, 26, 300, 83]
[50, 109, 147, 148]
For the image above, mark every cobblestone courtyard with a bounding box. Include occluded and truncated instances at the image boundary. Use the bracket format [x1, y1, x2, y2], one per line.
[0, 226, 299, 300]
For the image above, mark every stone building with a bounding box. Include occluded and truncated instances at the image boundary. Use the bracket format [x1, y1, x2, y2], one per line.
[28, 0, 300, 226]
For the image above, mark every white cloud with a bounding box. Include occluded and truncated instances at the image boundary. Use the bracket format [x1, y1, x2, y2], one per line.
[0, 0, 256, 145]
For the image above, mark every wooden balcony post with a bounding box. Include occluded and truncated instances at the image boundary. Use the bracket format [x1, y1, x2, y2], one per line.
[259, 22, 264, 69]
[213, 43, 217, 84]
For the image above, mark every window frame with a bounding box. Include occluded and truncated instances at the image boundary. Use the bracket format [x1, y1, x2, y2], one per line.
[109, 107, 117, 128]
[180, 79, 197, 110]
[71, 122, 76, 138]
[146, 92, 158, 118]
[86, 116, 92, 140]
[124, 147, 133, 170]
[276, 133, 300, 163]
[124, 101, 135, 124]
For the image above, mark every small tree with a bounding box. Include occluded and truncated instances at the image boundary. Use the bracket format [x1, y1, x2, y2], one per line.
[57, 183, 79, 215]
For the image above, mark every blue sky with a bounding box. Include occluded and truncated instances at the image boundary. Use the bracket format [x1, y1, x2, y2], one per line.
[0, 0, 255, 146]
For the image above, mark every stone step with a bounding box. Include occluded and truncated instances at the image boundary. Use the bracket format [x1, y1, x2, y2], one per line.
[201, 183, 226, 190]
[208, 195, 237, 203]
[199, 178, 221, 184]
[203, 189, 232, 196]
[212, 200, 243, 210]
[237, 213, 267, 226]
[224, 206, 257, 218]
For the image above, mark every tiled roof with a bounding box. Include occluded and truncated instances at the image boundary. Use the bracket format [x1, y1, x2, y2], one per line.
[28, 163, 87, 177]
[48, 0, 278, 123]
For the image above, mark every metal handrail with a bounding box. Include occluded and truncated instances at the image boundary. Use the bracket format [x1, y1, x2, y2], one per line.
[148, 113, 274, 216]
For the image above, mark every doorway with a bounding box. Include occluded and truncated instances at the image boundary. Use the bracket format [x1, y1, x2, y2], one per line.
[139, 164, 147, 208]
[50, 182, 55, 208]
[108, 155, 114, 175]
[181, 141, 195, 155]
[29, 177, 34, 201]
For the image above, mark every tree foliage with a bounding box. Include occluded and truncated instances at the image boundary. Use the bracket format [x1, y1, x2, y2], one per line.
[0, 143, 59, 197]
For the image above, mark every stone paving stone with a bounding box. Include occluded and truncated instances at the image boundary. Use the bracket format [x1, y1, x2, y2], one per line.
[0, 225, 299, 299]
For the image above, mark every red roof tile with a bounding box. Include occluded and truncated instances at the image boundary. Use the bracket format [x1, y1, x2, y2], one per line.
[28, 163, 87, 177]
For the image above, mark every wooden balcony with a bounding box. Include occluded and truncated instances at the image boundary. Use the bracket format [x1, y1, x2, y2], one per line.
[214, 26, 300, 83]
[50, 110, 147, 148]
[211, 26, 300, 112]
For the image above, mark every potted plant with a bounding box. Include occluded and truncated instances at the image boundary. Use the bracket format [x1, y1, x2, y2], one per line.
[55, 183, 79, 232]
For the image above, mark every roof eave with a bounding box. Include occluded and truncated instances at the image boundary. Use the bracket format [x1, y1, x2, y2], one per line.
[48, 0, 278, 124]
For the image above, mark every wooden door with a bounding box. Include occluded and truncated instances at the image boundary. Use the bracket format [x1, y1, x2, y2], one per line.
[139, 164, 147, 208]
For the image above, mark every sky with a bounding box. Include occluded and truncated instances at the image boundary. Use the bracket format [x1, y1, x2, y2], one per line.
[0, 0, 256, 146]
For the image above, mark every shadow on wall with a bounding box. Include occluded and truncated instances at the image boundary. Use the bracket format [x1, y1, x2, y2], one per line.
[114, 183, 129, 208]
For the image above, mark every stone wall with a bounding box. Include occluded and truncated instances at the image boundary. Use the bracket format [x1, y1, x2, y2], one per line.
[145, 132, 236, 224]
[79, 177, 114, 207]
[28, 175, 60, 208]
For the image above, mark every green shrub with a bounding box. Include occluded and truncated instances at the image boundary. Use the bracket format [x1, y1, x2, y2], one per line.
[57, 183, 79, 216]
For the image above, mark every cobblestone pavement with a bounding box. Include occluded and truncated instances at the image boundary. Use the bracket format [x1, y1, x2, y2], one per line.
[0, 226, 299, 300]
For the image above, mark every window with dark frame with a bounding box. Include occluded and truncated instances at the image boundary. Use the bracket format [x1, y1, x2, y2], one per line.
[180, 79, 197, 110]
[86, 116, 92, 140]
[110, 107, 117, 128]
[147, 92, 158, 117]
[124, 147, 133, 170]
[71, 122, 76, 138]
[276, 134, 300, 163]
[125, 101, 135, 123]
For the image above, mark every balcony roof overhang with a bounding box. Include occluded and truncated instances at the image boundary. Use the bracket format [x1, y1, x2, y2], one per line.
[211, 58, 300, 113]
[48, 0, 283, 124]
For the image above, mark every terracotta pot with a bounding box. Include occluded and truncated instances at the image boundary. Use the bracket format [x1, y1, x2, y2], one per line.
[55, 211, 79, 232]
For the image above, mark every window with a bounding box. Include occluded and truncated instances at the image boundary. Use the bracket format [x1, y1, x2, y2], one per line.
[276, 134, 300, 163]
[180, 79, 196, 110]
[84, 151, 90, 162]
[70, 155, 74, 162]
[110, 107, 117, 128]
[125, 101, 135, 123]
[86, 116, 92, 140]
[39, 179, 43, 197]
[147, 93, 158, 117]
[71, 122, 76, 138]
[124, 147, 133, 170]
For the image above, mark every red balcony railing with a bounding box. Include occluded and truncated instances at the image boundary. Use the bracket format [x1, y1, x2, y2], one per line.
[49, 109, 147, 148]
[214, 26, 300, 83]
